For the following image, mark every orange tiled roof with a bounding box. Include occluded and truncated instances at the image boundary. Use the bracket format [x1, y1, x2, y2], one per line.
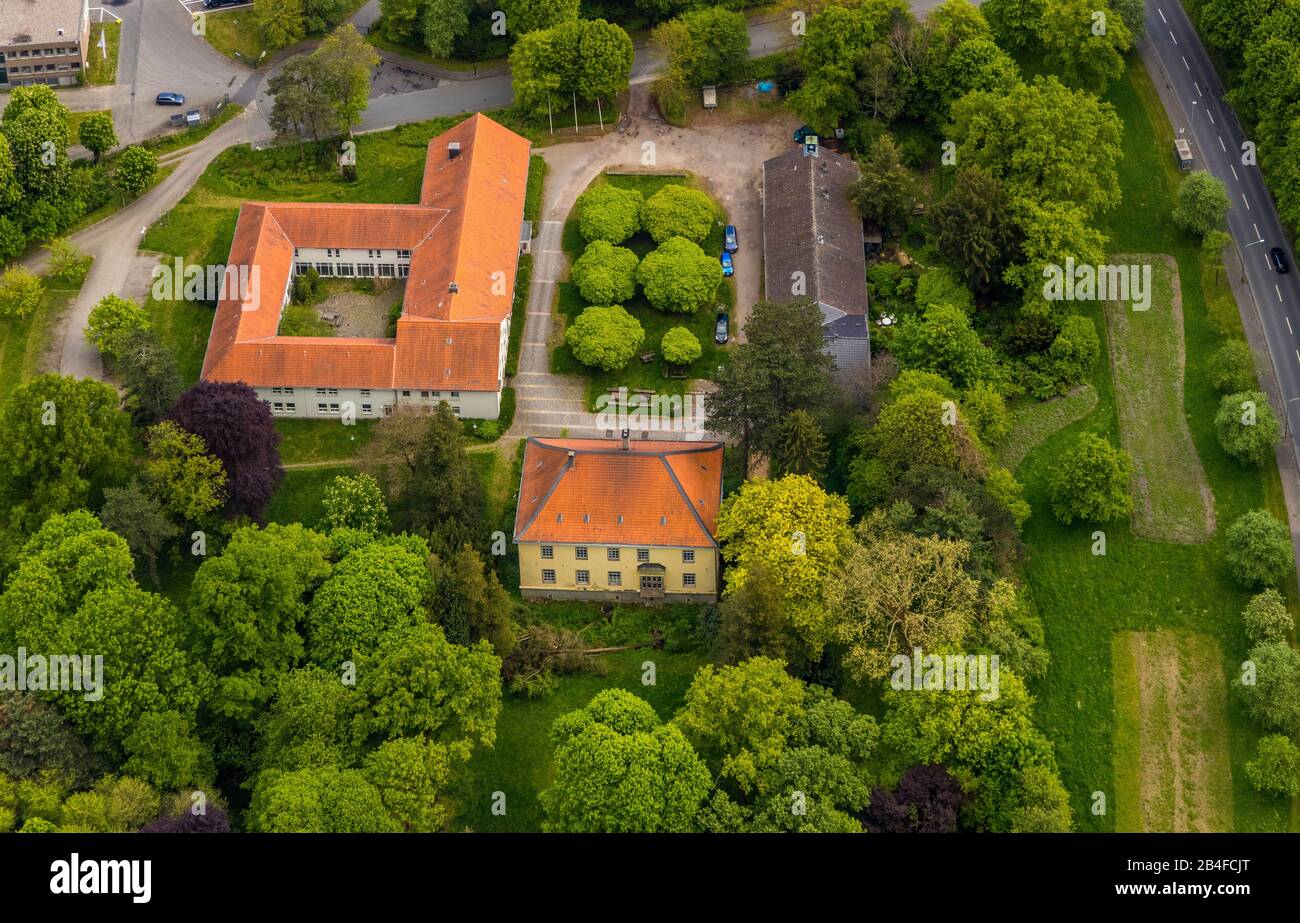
[200, 113, 530, 392]
[514, 438, 725, 548]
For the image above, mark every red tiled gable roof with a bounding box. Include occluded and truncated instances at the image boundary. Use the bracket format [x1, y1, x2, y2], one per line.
[200, 113, 530, 391]
[514, 438, 725, 548]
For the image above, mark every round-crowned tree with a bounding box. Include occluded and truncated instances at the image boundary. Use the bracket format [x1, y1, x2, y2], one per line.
[576, 184, 643, 244]
[570, 240, 639, 305]
[1173, 170, 1229, 237]
[660, 326, 702, 365]
[564, 305, 645, 372]
[640, 185, 716, 243]
[1245, 734, 1300, 797]
[1242, 589, 1294, 645]
[637, 237, 723, 313]
[1235, 642, 1300, 731]
[1208, 340, 1257, 393]
[1215, 390, 1280, 466]
[1224, 510, 1293, 588]
[1048, 433, 1133, 524]
[167, 380, 284, 520]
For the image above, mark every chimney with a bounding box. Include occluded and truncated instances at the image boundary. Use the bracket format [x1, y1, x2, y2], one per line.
[620, 428, 629, 450]
[567, 450, 575, 468]
[448, 142, 461, 160]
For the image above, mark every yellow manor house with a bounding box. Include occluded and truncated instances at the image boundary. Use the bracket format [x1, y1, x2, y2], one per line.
[513, 436, 724, 604]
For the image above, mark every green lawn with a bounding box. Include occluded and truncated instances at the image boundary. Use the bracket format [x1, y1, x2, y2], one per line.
[275, 418, 375, 465]
[0, 262, 90, 396]
[1017, 56, 1295, 832]
[452, 645, 708, 831]
[85, 23, 121, 86]
[999, 385, 1099, 470]
[552, 172, 733, 409]
[266, 464, 353, 529]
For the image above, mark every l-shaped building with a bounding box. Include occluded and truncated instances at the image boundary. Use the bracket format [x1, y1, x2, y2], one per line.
[200, 113, 531, 420]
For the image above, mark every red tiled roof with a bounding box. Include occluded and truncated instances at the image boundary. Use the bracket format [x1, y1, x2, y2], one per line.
[200, 113, 530, 392]
[514, 438, 725, 548]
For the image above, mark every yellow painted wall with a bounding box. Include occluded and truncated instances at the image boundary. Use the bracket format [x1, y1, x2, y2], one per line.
[518, 542, 717, 597]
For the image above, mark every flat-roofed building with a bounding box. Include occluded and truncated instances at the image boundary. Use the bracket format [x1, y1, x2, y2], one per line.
[0, 0, 89, 87]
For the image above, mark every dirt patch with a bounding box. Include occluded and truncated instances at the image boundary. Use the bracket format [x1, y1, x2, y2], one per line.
[1105, 253, 1215, 542]
[314, 282, 403, 338]
[1112, 630, 1233, 832]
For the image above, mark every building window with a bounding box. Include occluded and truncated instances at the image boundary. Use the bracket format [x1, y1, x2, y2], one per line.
[608, 572, 622, 586]
[542, 569, 556, 584]
[450, 391, 460, 398]
[451, 406, 460, 415]
[397, 250, 411, 260]
[361, 404, 372, 414]
[420, 390, 429, 398]
[575, 570, 589, 585]
[575, 547, 588, 560]
[378, 264, 395, 278]
[401, 390, 410, 397]
[682, 550, 695, 563]
[295, 263, 310, 275]
[285, 403, 296, 412]
[336, 264, 355, 277]
[317, 403, 328, 413]
[327, 388, 338, 396]
[357, 263, 374, 277]
[316, 388, 327, 395]
[271, 402, 283, 412]
[637, 549, 649, 563]
[683, 573, 696, 588]
[607, 548, 620, 561]
[397, 264, 410, 278]
[360, 389, 370, 397]
[315, 263, 334, 276]
[541, 546, 554, 560]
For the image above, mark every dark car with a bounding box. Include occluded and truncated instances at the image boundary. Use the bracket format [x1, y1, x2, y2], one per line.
[720, 251, 734, 277]
[724, 225, 738, 253]
[1269, 247, 1290, 273]
[203, 0, 245, 8]
[156, 92, 185, 106]
[714, 311, 729, 345]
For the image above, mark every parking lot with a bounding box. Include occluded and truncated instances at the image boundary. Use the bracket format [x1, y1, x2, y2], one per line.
[177, 0, 252, 14]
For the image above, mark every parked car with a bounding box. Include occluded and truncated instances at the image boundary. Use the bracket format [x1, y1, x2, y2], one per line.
[156, 92, 185, 106]
[720, 251, 734, 277]
[714, 311, 729, 345]
[1269, 247, 1290, 273]
[203, 0, 245, 8]
[724, 225, 738, 252]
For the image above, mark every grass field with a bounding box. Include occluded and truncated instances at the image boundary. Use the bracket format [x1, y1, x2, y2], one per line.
[1017, 56, 1294, 832]
[1112, 630, 1233, 832]
[1104, 254, 1214, 543]
[0, 263, 90, 396]
[85, 23, 121, 86]
[1000, 385, 1099, 470]
[552, 173, 733, 409]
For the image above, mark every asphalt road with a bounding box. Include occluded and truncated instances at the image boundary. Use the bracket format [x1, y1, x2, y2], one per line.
[1144, 4, 1300, 441]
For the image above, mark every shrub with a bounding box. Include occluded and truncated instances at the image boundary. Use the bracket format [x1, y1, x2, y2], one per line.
[570, 240, 639, 305]
[576, 184, 643, 245]
[1242, 590, 1294, 645]
[86, 294, 151, 361]
[1224, 510, 1294, 588]
[1235, 641, 1300, 731]
[640, 185, 716, 244]
[1045, 315, 1100, 389]
[0, 267, 42, 319]
[1048, 433, 1133, 525]
[960, 381, 1011, 447]
[1214, 390, 1280, 466]
[660, 326, 702, 365]
[564, 305, 645, 371]
[915, 267, 975, 313]
[1245, 735, 1300, 797]
[1208, 340, 1257, 393]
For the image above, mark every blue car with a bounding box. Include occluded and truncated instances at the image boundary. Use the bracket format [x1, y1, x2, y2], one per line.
[720, 251, 734, 277]
[156, 92, 186, 106]
[724, 225, 738, 253]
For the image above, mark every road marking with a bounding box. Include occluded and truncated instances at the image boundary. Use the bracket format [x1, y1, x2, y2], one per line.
[1279, 285, 1285, 303]
[1207, 110, 1214, 124]
[1195, 81, 1203, 97]
[1159, 8, 1167, 23]
[1182, 55, 1190, 70]
[1254, 223, 1261, 237]
[1287, 316, 1293, 334]
[1231, 164, 1239, 181]
[1242, 193, 1251, 210]
[1219, 135, 1226, 151]
[1293, 348, 1298, 364]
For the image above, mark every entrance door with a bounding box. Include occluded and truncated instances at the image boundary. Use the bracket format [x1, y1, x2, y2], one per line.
[639, 574, 664, 596]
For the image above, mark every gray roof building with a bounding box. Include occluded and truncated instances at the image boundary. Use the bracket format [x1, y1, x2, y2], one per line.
[762, 145, 870, 397]
[0, 0, 90, 88]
